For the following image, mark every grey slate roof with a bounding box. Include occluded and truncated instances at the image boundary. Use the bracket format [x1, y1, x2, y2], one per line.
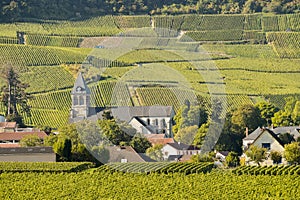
[290, 129, 300, 139]
[251, 128, 285, 147]
[109, 106, 174, 122]
[272, 126, 300, 134]
[166, 142, 200, 150]
[71, 72, 91, 94]
[107, 146, 146, 163]
[243, 127, 262, 140]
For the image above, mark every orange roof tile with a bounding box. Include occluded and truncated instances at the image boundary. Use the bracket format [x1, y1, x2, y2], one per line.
[0, 143, 21, 148]
[0, 122, 17, 129]
[0, 131, 47, 141]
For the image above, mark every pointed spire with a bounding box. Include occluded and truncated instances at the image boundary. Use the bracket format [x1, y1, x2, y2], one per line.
[71, 72, 90, 94]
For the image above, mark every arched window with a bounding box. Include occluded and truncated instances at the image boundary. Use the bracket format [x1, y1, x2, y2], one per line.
[79, 96, 84, 105]
[74, 96, 78, 105]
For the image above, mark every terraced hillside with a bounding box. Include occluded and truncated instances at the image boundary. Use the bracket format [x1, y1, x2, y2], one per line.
[0, 13, 299, 128]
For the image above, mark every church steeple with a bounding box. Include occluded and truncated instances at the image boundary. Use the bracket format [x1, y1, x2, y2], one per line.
[71, 72, 90, 95]
[70, 72, 91, 121]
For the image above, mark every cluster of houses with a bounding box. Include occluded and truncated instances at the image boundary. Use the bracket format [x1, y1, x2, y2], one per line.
[0, 120, 55, 162]
[0, 72, 299, 166]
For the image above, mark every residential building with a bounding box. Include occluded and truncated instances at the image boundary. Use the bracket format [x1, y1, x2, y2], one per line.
[161, 142, 201, 161]
[242, 128, 286, 165]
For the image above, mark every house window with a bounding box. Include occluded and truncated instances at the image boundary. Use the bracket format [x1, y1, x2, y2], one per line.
[262, 143, 271, 150]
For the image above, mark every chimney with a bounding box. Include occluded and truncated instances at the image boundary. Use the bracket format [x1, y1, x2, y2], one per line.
[245, 127, 249, 137]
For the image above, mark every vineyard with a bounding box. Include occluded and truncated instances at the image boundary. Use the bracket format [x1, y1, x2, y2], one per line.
[102, 162, 214, 174]
[0, 45, 89, 67]
[267, 32, 300, 58]
[0, 13, 298, 128]
[232, 165, 300, 176]
[0, 168, 299, 199]
[0, 162, 94, 173]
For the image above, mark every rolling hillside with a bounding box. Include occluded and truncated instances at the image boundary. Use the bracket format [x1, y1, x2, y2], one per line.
[0, 13, 299, 128]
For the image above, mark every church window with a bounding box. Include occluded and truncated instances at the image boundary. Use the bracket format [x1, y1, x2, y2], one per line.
[79, 96, 84, 105]
[74, 96, 78, 105]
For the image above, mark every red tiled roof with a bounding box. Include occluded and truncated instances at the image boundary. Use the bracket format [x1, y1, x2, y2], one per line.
[147, 138, 175, 146]
[0, 131, 47, 141]
[0, 122, 17, 129]
[144, 134, 165, 139]
[0, 143, 21, 148]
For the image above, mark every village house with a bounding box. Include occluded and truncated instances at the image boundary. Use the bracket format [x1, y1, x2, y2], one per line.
[144, 134, 175, 146]
[161, 142, 201, 161]
[0, 131, 48, 147]
[107, 146, 155, 163]
[242, 127, 287, 165]
[0, 121, 17, 133]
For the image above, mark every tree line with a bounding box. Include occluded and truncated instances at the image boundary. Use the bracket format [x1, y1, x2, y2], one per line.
[1, 0, 300, 22]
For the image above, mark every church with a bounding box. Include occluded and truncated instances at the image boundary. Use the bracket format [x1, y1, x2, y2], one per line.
[69, 72, 175, 138]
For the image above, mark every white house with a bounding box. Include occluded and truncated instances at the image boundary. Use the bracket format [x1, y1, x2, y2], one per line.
[161, 142, 201, 161]
[110, 106, 175, 138]
[242, 128, 286, 165]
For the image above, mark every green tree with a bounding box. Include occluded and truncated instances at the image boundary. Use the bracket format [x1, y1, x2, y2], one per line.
[0, 65, 31, 126]
[270, 151, 282, 164]
[191, 153, 214, 162]
[255, 101, 279, 126]
[231, 104, 263, 135]
[43, 133, 58, 146]
[57, 121, 107, 163]
[245, 145, 267, 166]
[20, 134, 42, 147]
[58, 123, 81, 153]
[130, 133, 152, 153]
[53, 136, 72, 161]
[292, 101, 300, 125]
[225, 151, 240, 167]
[193, 123, 209, 148]
[174, 125, 198, 145]
[284, 142, 300, 164]
[173, 101, 208, 136]
[215, 113, 243, 154]
[146, 144, 164, 161]
[98, 119, 133, 145]
[272, 111, 293, 127]
[272, 97, 299, 126]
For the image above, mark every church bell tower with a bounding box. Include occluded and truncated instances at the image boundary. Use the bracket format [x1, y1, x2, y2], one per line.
[70, 72, 91, 121]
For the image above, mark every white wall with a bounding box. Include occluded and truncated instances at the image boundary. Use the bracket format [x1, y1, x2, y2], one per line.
[161, 145, 178, 160]
[252, 131, 284, 153]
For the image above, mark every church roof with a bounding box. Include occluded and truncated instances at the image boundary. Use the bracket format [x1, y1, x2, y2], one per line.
[110, 106, 174, 122]
[71, 72, 90, 94]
